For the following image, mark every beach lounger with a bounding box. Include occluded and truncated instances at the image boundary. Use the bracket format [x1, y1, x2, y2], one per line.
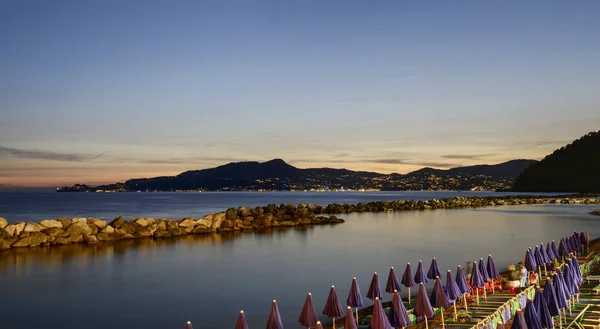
[593, 284, 600, 295]
[585, 275, 600, 284]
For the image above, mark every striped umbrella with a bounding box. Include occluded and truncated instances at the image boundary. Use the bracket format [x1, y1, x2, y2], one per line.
[367, 272, 383, 300]
[401, 263, 417, 304]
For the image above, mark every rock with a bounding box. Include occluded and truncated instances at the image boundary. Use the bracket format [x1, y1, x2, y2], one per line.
[166, 220, 179, 230]
[121, 234, 135, 239]
[193, 227, 214, 234]
[280, 221, 295, 227]
[592, 209, 600, 216]
[169, 228, 185, 236]
[97, 232, 116, 241]
[0, 217, 7, 229]
[12, 232, 48, 247]
[57, 218, 71, 229]
[23, 222, 44, 232]
[225, 208, 238, 220]
[117, 222, 136, 235]
[1, 237, 15, 250]
[54, 237, 71, 245]
[102, 225, 115, 234]
[211, 213, 225, 229]
[237, 206, 251, 218]
[88, 223, 99, 235]
[132, 218, 149, 227]
[156, 221, 167, 231]
[222, 220, 234, 228]
[109, 216, 126, 229]
[135, 227, 153, 238]
[85, 235, 99, 244]
[0, 228, 8, 239]
[5, 222, 25, 236]
[196, 218, 211, 228]
[179, 218, 196, 228]
[71, 218, 87, 224]
[42, 227, 67, 237]
[40, 219, 63, 229]
[66, 222, 93, 237]
[87, 218, 107, 229]
[69, 234, 84, 243]
[154, 231, 171, 238]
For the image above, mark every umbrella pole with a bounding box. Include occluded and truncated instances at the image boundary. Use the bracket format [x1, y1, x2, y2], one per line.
[543, 263, 547, 278]
[476, 288, 480, 304]
[441, 307, 445, 329]
[355, 308, 359, 325]
[483, 286, 487, 301]
[333, 318, 335, 329]
[425, 316, 429, 329]
[491, 278, 495, 294]
[408, 287, 411, 305]
[453, 301, 457, 321]
[463, 294, 468, 312]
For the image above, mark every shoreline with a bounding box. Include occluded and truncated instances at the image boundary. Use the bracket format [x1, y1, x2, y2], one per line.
[1, 194, 599, 251]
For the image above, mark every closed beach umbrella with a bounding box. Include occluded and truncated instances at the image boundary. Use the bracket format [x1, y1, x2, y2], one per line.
[388, 290, 411, 329]
[579, 232, 586, 253]
[539, 244, 550, 277]
[371, 297, 393, 329]
[487, 255, 500, 294]
[445, 270, 461, 320]
[563, 264, 578, 297]
[347, 277, 364, 323]
[185, 321, 193, 329]
[430, 277, 449, 329]
[315, 321, 323, 329]
[510, 310, 528, 329]
[415, 283, 434, 329]
[386, 267, 402, 294]
[534, 246, 545, 278]
[478, 258, 490, 285]
[470, 261, 485, 303]
[552, 272, 569, 310]
[266, 300, 283, 329]
[323, 285, 344, 329]
[401, 263, 417, 304]
[427, 258, 441, 280]
[542, 278, 561, 317]
[551, 241, 559, 260]
[368, 272, 383, 301]
[497, 323, 505, 329]
[414, 260, 428, 284]
[236, 311, 250, 329]
[298, 293, 318, 328]
[533, 287, 554, 329]
[524, 299, 542, 329]
[455, 265, 469, 311]
[546, 243, 555, 262]
[345, 306, 357, 329]
[558, 239, 569, 259]
[525, 249, 536, 273]
[569, 256, 582, 285]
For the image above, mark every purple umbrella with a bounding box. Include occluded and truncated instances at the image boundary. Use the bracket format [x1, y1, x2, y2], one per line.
[551, 241, 559, 260]
[298, 293, 318, 328]
[558, 239, 569, 259]
[430, 277, 449, 329]
[386, 267, 402, 294]
[455, 265, 469, 311]
[543, 278, 561, 317]
[487, 255, 500, 294]
[510, 310, 528, 329]
[479, 258, 490, 283]
[524, 299, 542, 329]
[546, 242, 556, 262]
[563, 264, 579, 298]
[368, 272, 383, 301]
[347, 277, 364, 323]
[534, 246, 545, 278]
[185, 321, 193, 329]
[569, 256, 582, 285]
[371, 297, 393, 329]
[345, 306, 357, 329]
[401, 263, 417, 304]
[579, 232, 587, 253]
[525, 249, 536, 273]
[533, 287, 554, 329]
[388, 290, 411, 329]
[414, 260, 428, 284]
[552, 271, 569, 310]
[539, 244, 550, 277]
[266, 300, 283, 329]
[427, 258, 441, 280]
[236, 311, 250, 329]
[415, 283, 434, 329]
[323, 285, 344, 329]
[470, 261, 485, 303]
[497, 324, 505, 329]
[445, 270, 461, 320]
[315, 321, 323, 329]
[572, 234, 581, 252]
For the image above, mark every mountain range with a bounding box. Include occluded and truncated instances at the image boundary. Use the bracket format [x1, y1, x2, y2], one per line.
[57, 158, 537, 192]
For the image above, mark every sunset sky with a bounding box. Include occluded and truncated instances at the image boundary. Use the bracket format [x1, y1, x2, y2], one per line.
[1, 1, 600, 187]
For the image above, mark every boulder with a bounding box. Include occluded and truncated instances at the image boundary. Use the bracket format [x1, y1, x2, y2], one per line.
[132, 218, 150, 227]
[87, 218, 107, 229]
[592, 209, 600, 216]
[66, 222, 93, 237]
[42, 227, 67, 237]
[193, 227, 214, 234]
[154, 231, 171, 238]
[23, 222, 44, 232]
[71, 218, 87, 224]
[196, 218, 211, 228]
[97, 232, 116, 241]
[237, 206, 251, 218]
[102, 225, 115, 234]
[156, 221, 167, 231]
[222, 220, 234, 228]
[12, 232, 48, 247]
[5, 222, 25, 236]
[121, 234, 135, 239]
[57, 218, 71, 229]
[0, 228, 8, 239]
[225, 208, 238, 220]
[86, 235, 99, 244]
[109, 216, 126, 229]
[166, 220, 179, 230]
[119, 222, 136, 234]
[1, 237, 17, 250]
[135, 227, 153, 238]
[179, 218, 196, 228]
[280, 221, 295, 227]
[40, 220, 63, 229]
[0, 217, 7, 229]
[211, 213, 225, 229]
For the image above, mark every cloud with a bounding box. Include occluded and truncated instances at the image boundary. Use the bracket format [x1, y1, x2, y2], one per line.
[0, 146, 104, 162]
[441, 153, 495, 160]
[364, 158, 459, 168]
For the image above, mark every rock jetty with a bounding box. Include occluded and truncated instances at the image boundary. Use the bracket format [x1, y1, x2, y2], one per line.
[593, 209, 600, 216]
[1, 195, 599, 251]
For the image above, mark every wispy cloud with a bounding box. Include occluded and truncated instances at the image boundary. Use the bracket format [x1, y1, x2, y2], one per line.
[0, 146, 104, 162]
[441, 153, 495, 160]
[364, 158, 459, 168]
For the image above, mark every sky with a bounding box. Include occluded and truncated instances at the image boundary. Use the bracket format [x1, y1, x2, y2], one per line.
[1, 0, 600, 187]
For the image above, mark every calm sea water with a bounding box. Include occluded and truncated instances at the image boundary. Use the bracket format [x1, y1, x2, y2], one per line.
[1, 191, 598, 329]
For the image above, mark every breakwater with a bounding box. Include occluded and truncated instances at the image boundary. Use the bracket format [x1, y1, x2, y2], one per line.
[0, 195, 599, 251]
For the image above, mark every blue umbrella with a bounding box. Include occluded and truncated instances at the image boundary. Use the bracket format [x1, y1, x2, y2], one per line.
[542, 278, 561, 317]
[370, 297, 393, 329]
[552, 271, 569, 310]
[572, 234, 582, 252]
[401, 263, 416, 304]
[569, 257, 582, 285]
[558, 239, 569, 259]
[539, 243, 550, 264]
[415, 283, 434, 329]
[368, 272, 383, 301]
[414, 260, 428, 284]
[298, 293, 318, 328]
[569, 236, 579, 254]
[455, 265, 470, 311]
[266, 300, 283, 329]
[345, 306, 358, 329]
[510, 310, 528, 329]
[487, 255, 500, 294]
[534, 246, 545, 279]
[470, 261, 485, 303]
[551, 241, 559, 260]
[430, 277, 450, 329]
[323, 285, 344, 329]
[236, 311, 250, 329]
[445, 270, 461, 320]
[579, 232, 587, 252]
[563, 264, 579, 296]
[525, 249, 536, 273]
[185, 321, 193, 329]
[479, 258, 490, 283]
[533, 287, 554, 329]
[386, 267, 402, 294]
[347, 277, 364, 323]
[427, 258, 441, 280]
[388, 290, 411, 329]
[524, 299, 542, 329]
[546, 242, 556, 262]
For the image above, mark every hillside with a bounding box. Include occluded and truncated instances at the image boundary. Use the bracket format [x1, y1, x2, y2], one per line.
[57, 158, 536, 192]
[511, 131, 600, 193]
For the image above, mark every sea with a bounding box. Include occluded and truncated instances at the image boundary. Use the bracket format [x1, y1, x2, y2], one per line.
[1, 191, 599, 329]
